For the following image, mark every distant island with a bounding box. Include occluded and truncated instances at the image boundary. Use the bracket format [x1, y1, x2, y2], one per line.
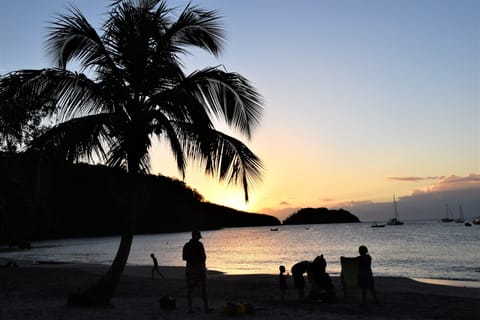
[283, 207, 360, 225]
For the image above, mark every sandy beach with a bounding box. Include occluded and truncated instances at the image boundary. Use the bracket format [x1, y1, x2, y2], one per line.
[1, 259, 479, 320]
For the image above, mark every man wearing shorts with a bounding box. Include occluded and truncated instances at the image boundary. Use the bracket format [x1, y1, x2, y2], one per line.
[182, 230, 212, 313]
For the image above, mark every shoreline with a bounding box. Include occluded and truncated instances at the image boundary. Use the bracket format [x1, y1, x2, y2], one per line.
[1, 259, 480, 319]
[413, 277, 480, 289]
[4, 257, 480, 289]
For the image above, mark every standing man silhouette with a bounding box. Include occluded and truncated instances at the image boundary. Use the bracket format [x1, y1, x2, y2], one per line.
[182, 230, 213, 313]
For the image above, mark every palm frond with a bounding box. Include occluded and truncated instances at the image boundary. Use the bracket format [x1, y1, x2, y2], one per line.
[103, 0, 174, 95]
[47, 5, 112, 71]
[166, 2, 225, 56]
[108, 0, 164, 12]
[150, 109, 187, 177]
[102, 111, 156, 174]
[28, 113, 116, 164]
[0, 70, 57, 115]
[149, 83, 214, 127]
[175, 123, 263, 202]
[184, 67, 263, 138]
[105, 138, 151, 174]
[3, 69, 108, 121]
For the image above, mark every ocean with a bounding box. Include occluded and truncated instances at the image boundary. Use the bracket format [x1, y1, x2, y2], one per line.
[1, 220, 479, 283]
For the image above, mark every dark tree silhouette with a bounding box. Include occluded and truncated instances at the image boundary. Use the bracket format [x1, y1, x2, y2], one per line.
[0, 0, 263, 306]
[0, 87, 52, 152]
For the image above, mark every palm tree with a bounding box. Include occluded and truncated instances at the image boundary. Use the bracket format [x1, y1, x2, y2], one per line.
[0, 0, 263, 306]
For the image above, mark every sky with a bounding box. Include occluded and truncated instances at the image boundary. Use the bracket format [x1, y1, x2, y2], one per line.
[1, 0, 479, 222]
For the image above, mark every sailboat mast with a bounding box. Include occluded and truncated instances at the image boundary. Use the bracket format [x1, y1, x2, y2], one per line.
[394, 194, 399, 219]
[387, 193, 403, 225]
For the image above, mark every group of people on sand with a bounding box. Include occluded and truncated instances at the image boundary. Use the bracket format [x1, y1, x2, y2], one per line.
[279, 245, 378, 304]
[151, 231, 377, 314]
[279, 255, 336, 303]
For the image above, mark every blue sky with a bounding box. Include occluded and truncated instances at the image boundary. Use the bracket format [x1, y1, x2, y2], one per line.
[1, 0, 479, 222]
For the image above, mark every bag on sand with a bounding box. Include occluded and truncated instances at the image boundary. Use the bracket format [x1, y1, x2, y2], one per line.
[160, 295, 176, 310]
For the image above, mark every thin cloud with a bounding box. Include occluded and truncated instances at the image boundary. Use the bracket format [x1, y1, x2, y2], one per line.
[280, 201, 289, 206]
[334, 200, 374, 208]
[387, 176, 441, 182]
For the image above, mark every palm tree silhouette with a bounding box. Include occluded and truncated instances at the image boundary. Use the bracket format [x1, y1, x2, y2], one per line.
[0, 0, 263, 306]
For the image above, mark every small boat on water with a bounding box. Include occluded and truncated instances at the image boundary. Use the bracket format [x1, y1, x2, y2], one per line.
[371, 222, 385, 228]
[441, 204, 454, 222]
[472, 217, 480, 225]
[270, 228, 279, 231]
[386, 195, 404, 226]
[465, 222, 472, 227]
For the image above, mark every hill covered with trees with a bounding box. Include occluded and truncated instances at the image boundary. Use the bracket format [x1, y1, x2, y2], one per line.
[0, 152, 280, 243]
[283, 207, 360, 225]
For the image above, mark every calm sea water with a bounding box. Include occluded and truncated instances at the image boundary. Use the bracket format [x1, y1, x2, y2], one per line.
[1, 220, 479, 282]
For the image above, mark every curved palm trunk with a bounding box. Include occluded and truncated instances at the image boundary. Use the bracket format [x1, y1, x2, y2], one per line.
[68, 168, 139, 307]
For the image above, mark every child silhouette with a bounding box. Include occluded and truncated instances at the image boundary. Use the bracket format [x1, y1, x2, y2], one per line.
[279, 265, 289, 302]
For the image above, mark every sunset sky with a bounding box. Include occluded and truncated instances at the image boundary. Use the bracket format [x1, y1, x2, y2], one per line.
[1, 0, 479, 221]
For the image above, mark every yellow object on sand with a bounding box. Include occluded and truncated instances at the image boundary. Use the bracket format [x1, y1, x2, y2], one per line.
[222, 302, 246, 316]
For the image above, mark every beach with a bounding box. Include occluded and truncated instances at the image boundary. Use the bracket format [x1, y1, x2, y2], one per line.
[1, 259, 479, 320]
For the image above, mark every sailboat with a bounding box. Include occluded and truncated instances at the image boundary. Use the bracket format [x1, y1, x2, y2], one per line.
[441, 204, 454, 222]
[454, 205, 465, 223]
[386, 194, 404, 225]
